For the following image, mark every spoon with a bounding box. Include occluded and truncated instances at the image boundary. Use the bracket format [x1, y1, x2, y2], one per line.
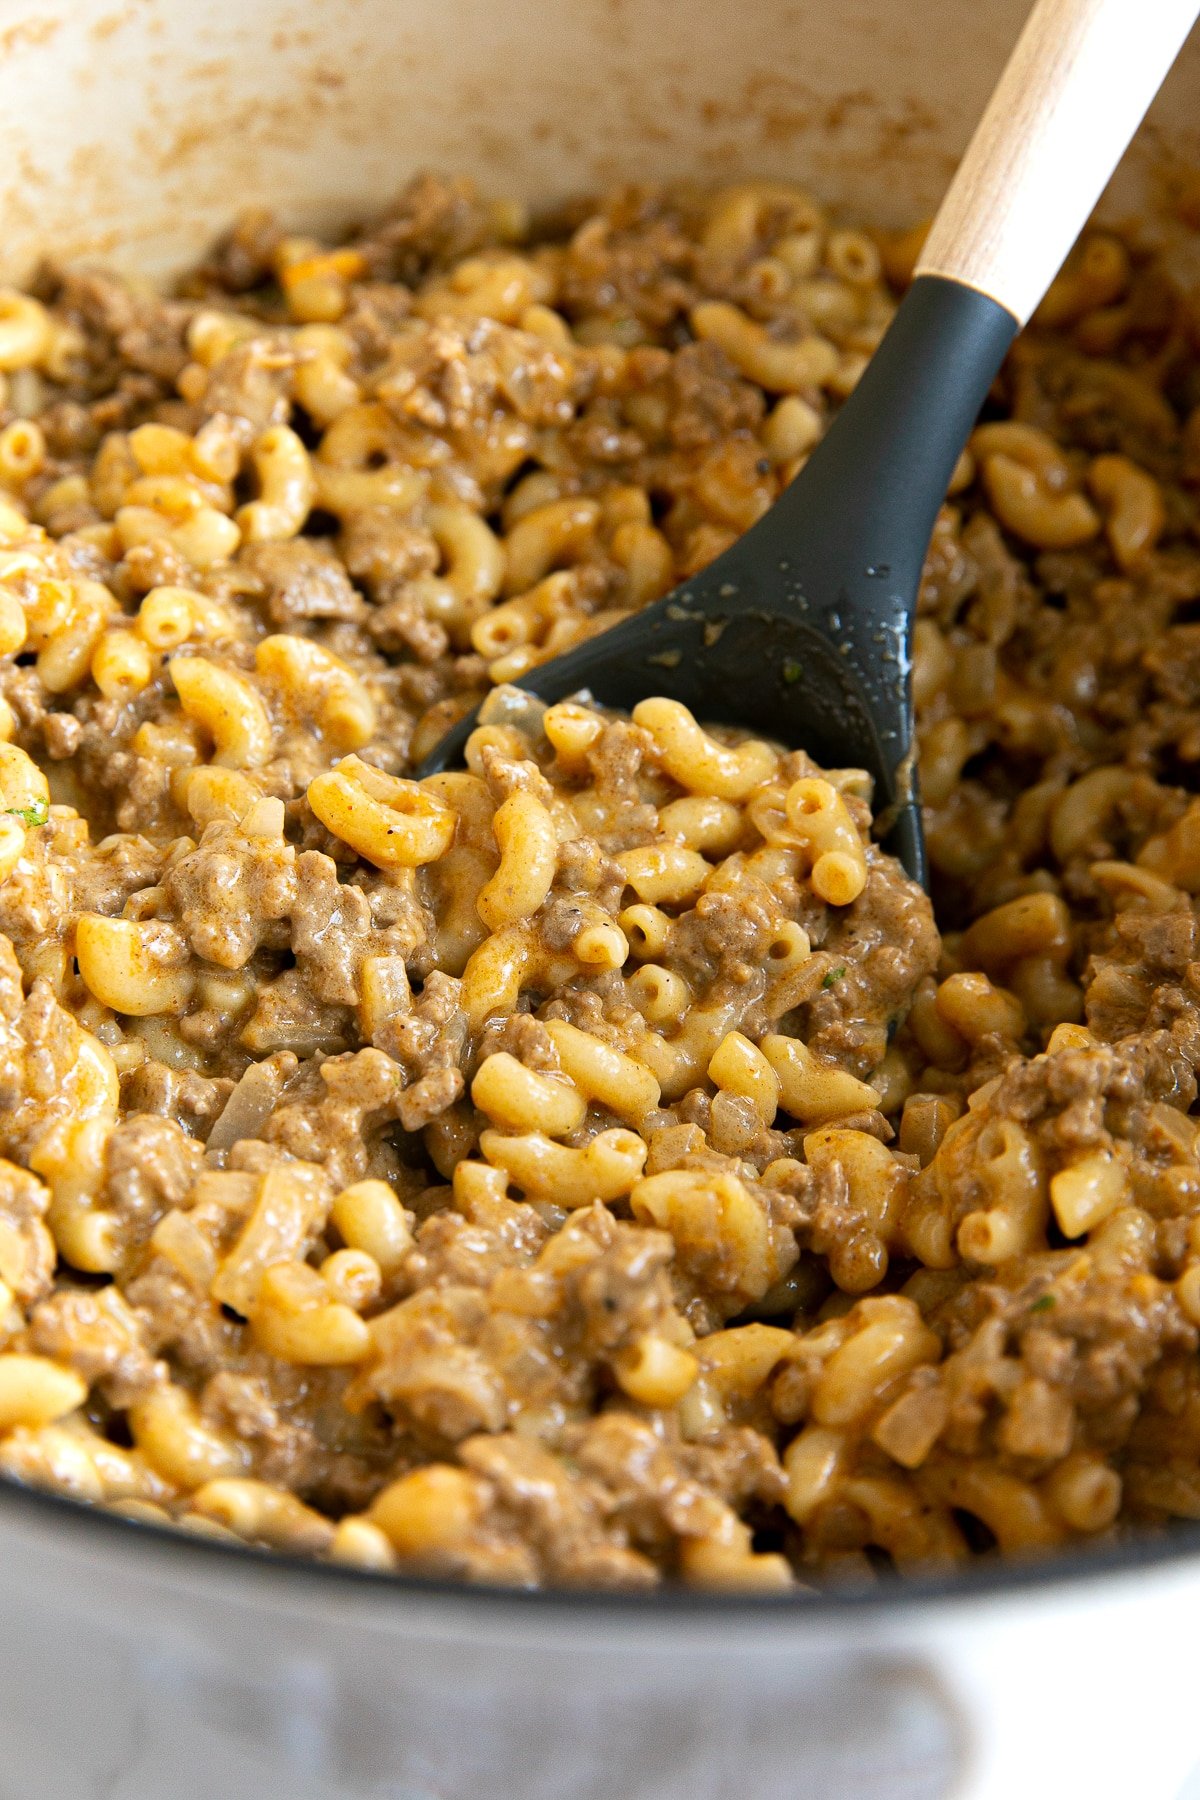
[420, 0, 1199, 882]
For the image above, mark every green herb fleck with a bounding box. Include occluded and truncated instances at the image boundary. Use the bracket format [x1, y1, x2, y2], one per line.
[782, 659, 803, 684]
[4, 798, 48, 829]
[1030, 1294, 1056, 1314]
[821, 966, 847, 989]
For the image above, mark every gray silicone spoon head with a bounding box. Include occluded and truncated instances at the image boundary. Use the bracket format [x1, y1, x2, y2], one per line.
[419, 277, 1014, 883]
[417, 0, 1200, 884]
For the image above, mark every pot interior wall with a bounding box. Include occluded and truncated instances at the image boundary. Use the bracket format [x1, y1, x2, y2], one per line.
[0, 0, 1198, 280]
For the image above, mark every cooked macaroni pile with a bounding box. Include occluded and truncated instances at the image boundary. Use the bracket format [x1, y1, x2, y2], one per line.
[0, 176, 1199, 1587]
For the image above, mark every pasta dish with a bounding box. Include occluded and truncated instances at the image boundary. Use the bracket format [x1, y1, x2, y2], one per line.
[0, 175, 1194, 1588]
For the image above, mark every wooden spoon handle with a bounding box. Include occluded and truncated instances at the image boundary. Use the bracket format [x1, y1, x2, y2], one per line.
[916, 0, 1198, 325]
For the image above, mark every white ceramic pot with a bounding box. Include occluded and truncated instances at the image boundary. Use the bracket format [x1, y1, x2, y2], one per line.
[3, 3, 1200, 1796]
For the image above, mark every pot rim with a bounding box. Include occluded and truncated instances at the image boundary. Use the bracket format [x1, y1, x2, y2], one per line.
[3, 1467, 1199, 1626]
